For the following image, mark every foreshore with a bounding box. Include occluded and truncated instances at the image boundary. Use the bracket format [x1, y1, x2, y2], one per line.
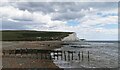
[2, 41, 64, 69]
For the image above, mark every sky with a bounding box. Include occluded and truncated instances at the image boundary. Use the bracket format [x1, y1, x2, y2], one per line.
[0, 0, 119, 40]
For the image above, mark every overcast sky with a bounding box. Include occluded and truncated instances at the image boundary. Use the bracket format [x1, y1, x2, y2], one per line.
[0, 0, 119, 40]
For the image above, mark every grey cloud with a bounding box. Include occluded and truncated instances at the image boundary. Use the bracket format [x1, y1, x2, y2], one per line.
[11, 2, 117, 21]
[14, 2, 55, 14]
[52, 12, 85, 21]
[1, 2, 118, 30]
[13, 18, 33, 22]
[13, 2, 117, 13]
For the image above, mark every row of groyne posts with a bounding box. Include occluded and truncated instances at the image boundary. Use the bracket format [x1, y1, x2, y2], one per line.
[2, 49, 90, 61]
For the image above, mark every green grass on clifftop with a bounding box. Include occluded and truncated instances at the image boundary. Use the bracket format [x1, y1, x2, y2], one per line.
[1, 30, 73, 41]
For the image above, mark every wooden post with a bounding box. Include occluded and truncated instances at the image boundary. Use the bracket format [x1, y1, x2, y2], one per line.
[36, 50, 39, 59]
[44, 53, 46, 59]
[57, 50, 59, 60]
[40, 53, 42, 59]
[35, 49, 37, 55]
[64, 51, 66, 61]
[47, 53, 48, 59]
[49, 52, 52, 60]
[38, 53, 40, 59]
[53, 51, 55, 60]
[26, 48, 28, 55]
[82, 51, 83, 61]
[35, 49, 38, 59]
[68, 51, 70, 61]
[36, 53, 38, 59]
[78, 51, 80, 60]
[88, 51, 90, 61]
[50, 51, 52, 60]
[20, 49, 22, 55]
[60, 51, 62, 60]
[43, 53, 45, 59]
[46, 53, 48, 60]
[61, 51, 63, 60]
[71, 51, 73, 60]
[14, 49, 16, 56]
[3, 51, 5, 55]
[9, 50, 11, 55]
[50, 54, 52, 60]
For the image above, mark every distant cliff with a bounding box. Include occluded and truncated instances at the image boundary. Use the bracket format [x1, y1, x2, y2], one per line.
[62, 32, 79, 41]
[1, 30, 73, 41]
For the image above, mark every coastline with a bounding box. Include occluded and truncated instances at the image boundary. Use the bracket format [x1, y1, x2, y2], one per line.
[2, 41, 63, 69]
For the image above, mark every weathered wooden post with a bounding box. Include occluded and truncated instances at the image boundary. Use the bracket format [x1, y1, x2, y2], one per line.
[25, 48, 28, 55]
[20, 49, 22, 55]
[35, 49, 37, 55]
[46, 52, 48, 59]
[40, 53, 42, 59]
[78, 51, 80, 60]
[50, 50, 52, 60]
[60, 51, 62, 60]
[44, 53, 46, 59]
[88, 51, 90, 61]
[36, 50, 39, 59]
[35, 49, 38, 59]
[67, 51, 70, 61]
[14, 49, 17, 56]
[71, 51, 74, 60]
[64, 51, 66, 61]
[40, 50, 43, 59]
[29, 49, 32, 57]
[49, 54, 51, 60]
[47, 51, 49, 60]
[57, 50, 59, 60]
[52, 51, 55, 60]
[61, 51, 63, 60]
[9, 50, 11, 55]
[3, 50, 5, 55]
[43, 52, 45, 59]
[82, 51, 84, 61]
[49, 51, 52, 60]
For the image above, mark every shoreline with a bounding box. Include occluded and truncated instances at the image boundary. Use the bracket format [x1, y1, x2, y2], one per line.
[2, 41, 63, 69]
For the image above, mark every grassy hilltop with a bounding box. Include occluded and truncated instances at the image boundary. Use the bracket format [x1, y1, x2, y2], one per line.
[1, 30, 73, 41]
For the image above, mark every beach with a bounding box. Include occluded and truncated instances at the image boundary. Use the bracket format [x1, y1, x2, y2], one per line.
[1, 41, 119, 69]
[2, 41, 63, 69]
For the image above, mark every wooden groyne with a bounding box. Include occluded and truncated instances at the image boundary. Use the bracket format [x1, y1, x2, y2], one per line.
[2, 49, 90, 61]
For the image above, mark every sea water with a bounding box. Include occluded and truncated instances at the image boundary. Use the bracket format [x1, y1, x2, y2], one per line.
[53, 41, 118, 68]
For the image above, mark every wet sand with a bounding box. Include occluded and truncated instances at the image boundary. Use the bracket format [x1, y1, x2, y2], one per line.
[2, 56, 58, 68]
[2, 41, 63, 69]
[2, 41, 63, 50]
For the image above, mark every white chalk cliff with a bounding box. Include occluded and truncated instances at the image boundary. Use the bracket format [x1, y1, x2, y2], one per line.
[62, 33, 79, 41]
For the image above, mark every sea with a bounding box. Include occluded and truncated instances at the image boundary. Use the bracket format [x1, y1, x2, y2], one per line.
[52, 41, 119, 68]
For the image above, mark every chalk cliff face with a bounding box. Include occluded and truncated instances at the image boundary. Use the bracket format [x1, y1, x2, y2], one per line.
[62, 33, 79, 41]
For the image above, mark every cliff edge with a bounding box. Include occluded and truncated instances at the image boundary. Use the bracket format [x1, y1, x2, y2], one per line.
[62, 32, 79, 41]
